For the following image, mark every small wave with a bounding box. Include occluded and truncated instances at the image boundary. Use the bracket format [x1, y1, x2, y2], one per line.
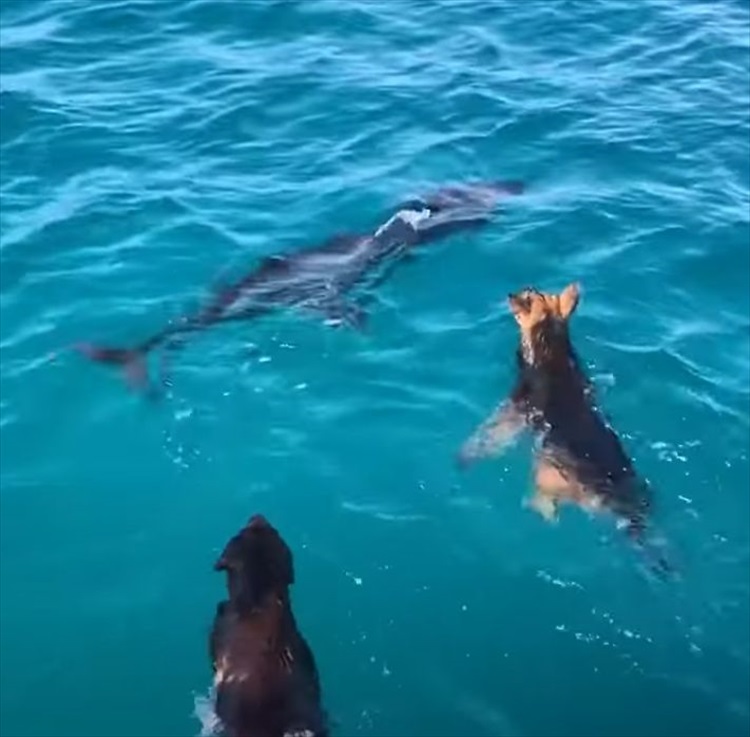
[0, 15, 64, 48]
[341, 500, 428, 523]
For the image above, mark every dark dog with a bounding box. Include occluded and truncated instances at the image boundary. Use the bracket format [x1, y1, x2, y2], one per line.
[210, 515, 328, 737]
[460, 283, 671, 574]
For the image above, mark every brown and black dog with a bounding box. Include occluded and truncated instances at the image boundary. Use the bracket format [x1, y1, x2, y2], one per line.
[460, 283, 671, 574]
[210, 514, 328, 737]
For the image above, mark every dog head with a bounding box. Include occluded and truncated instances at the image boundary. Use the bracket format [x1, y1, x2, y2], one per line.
[507, 283, 581, 366]
[214, 515, 294, 610]
[508, 283, 580, 330]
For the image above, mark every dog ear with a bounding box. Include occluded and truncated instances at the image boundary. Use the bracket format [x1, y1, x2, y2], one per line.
[213, 535, 242, 572]
[271, 538, 294, 587]
[558, 283, 580, 319]
[508, 292, 530, 319]
[214, 553, 237, 572]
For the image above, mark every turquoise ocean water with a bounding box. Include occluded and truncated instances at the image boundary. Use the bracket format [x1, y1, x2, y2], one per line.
[1, 1, 748, 735]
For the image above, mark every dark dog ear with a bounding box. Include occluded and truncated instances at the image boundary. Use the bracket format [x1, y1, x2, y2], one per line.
[275, 539, 295, 586]
[508, 292, 531, 320]
[213, 535, 242, 572]
[248, 515, 295, 586]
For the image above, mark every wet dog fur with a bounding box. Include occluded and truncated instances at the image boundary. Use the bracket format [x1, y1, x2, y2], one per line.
[210, 515, 328, 737]
[460, 283, 670, 571]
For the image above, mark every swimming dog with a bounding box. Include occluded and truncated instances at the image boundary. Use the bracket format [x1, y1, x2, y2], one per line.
[75, 180, 524, 395]
[210, 514, 328, 737]
[459, 283, 671, 574]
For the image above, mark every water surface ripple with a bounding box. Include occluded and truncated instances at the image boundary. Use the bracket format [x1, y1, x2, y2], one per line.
[1, 2, 748, 736]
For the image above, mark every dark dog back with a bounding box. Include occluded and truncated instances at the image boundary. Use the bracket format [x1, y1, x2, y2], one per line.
[210, 515, 328, 737]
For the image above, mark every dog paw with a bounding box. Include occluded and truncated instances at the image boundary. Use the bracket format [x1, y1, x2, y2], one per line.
[457, 439, 483, 469]
[525, 495, 559, 523]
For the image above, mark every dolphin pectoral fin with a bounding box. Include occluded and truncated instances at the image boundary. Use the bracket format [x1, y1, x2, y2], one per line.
[326, 299, 368, 331]
[305, 297, 368, 331]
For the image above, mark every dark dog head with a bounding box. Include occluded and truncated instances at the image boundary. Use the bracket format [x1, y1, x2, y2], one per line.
[214, 515, 294, 611]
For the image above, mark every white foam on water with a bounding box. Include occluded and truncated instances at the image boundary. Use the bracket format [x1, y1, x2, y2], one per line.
[373, 208, 430, 237]
[193, 686, 222, 737]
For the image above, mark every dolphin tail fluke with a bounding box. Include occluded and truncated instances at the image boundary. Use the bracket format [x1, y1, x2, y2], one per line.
[74, 342, 154, 396]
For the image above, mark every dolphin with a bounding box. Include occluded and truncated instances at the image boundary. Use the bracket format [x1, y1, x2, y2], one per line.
[75, 180, 524, 395]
